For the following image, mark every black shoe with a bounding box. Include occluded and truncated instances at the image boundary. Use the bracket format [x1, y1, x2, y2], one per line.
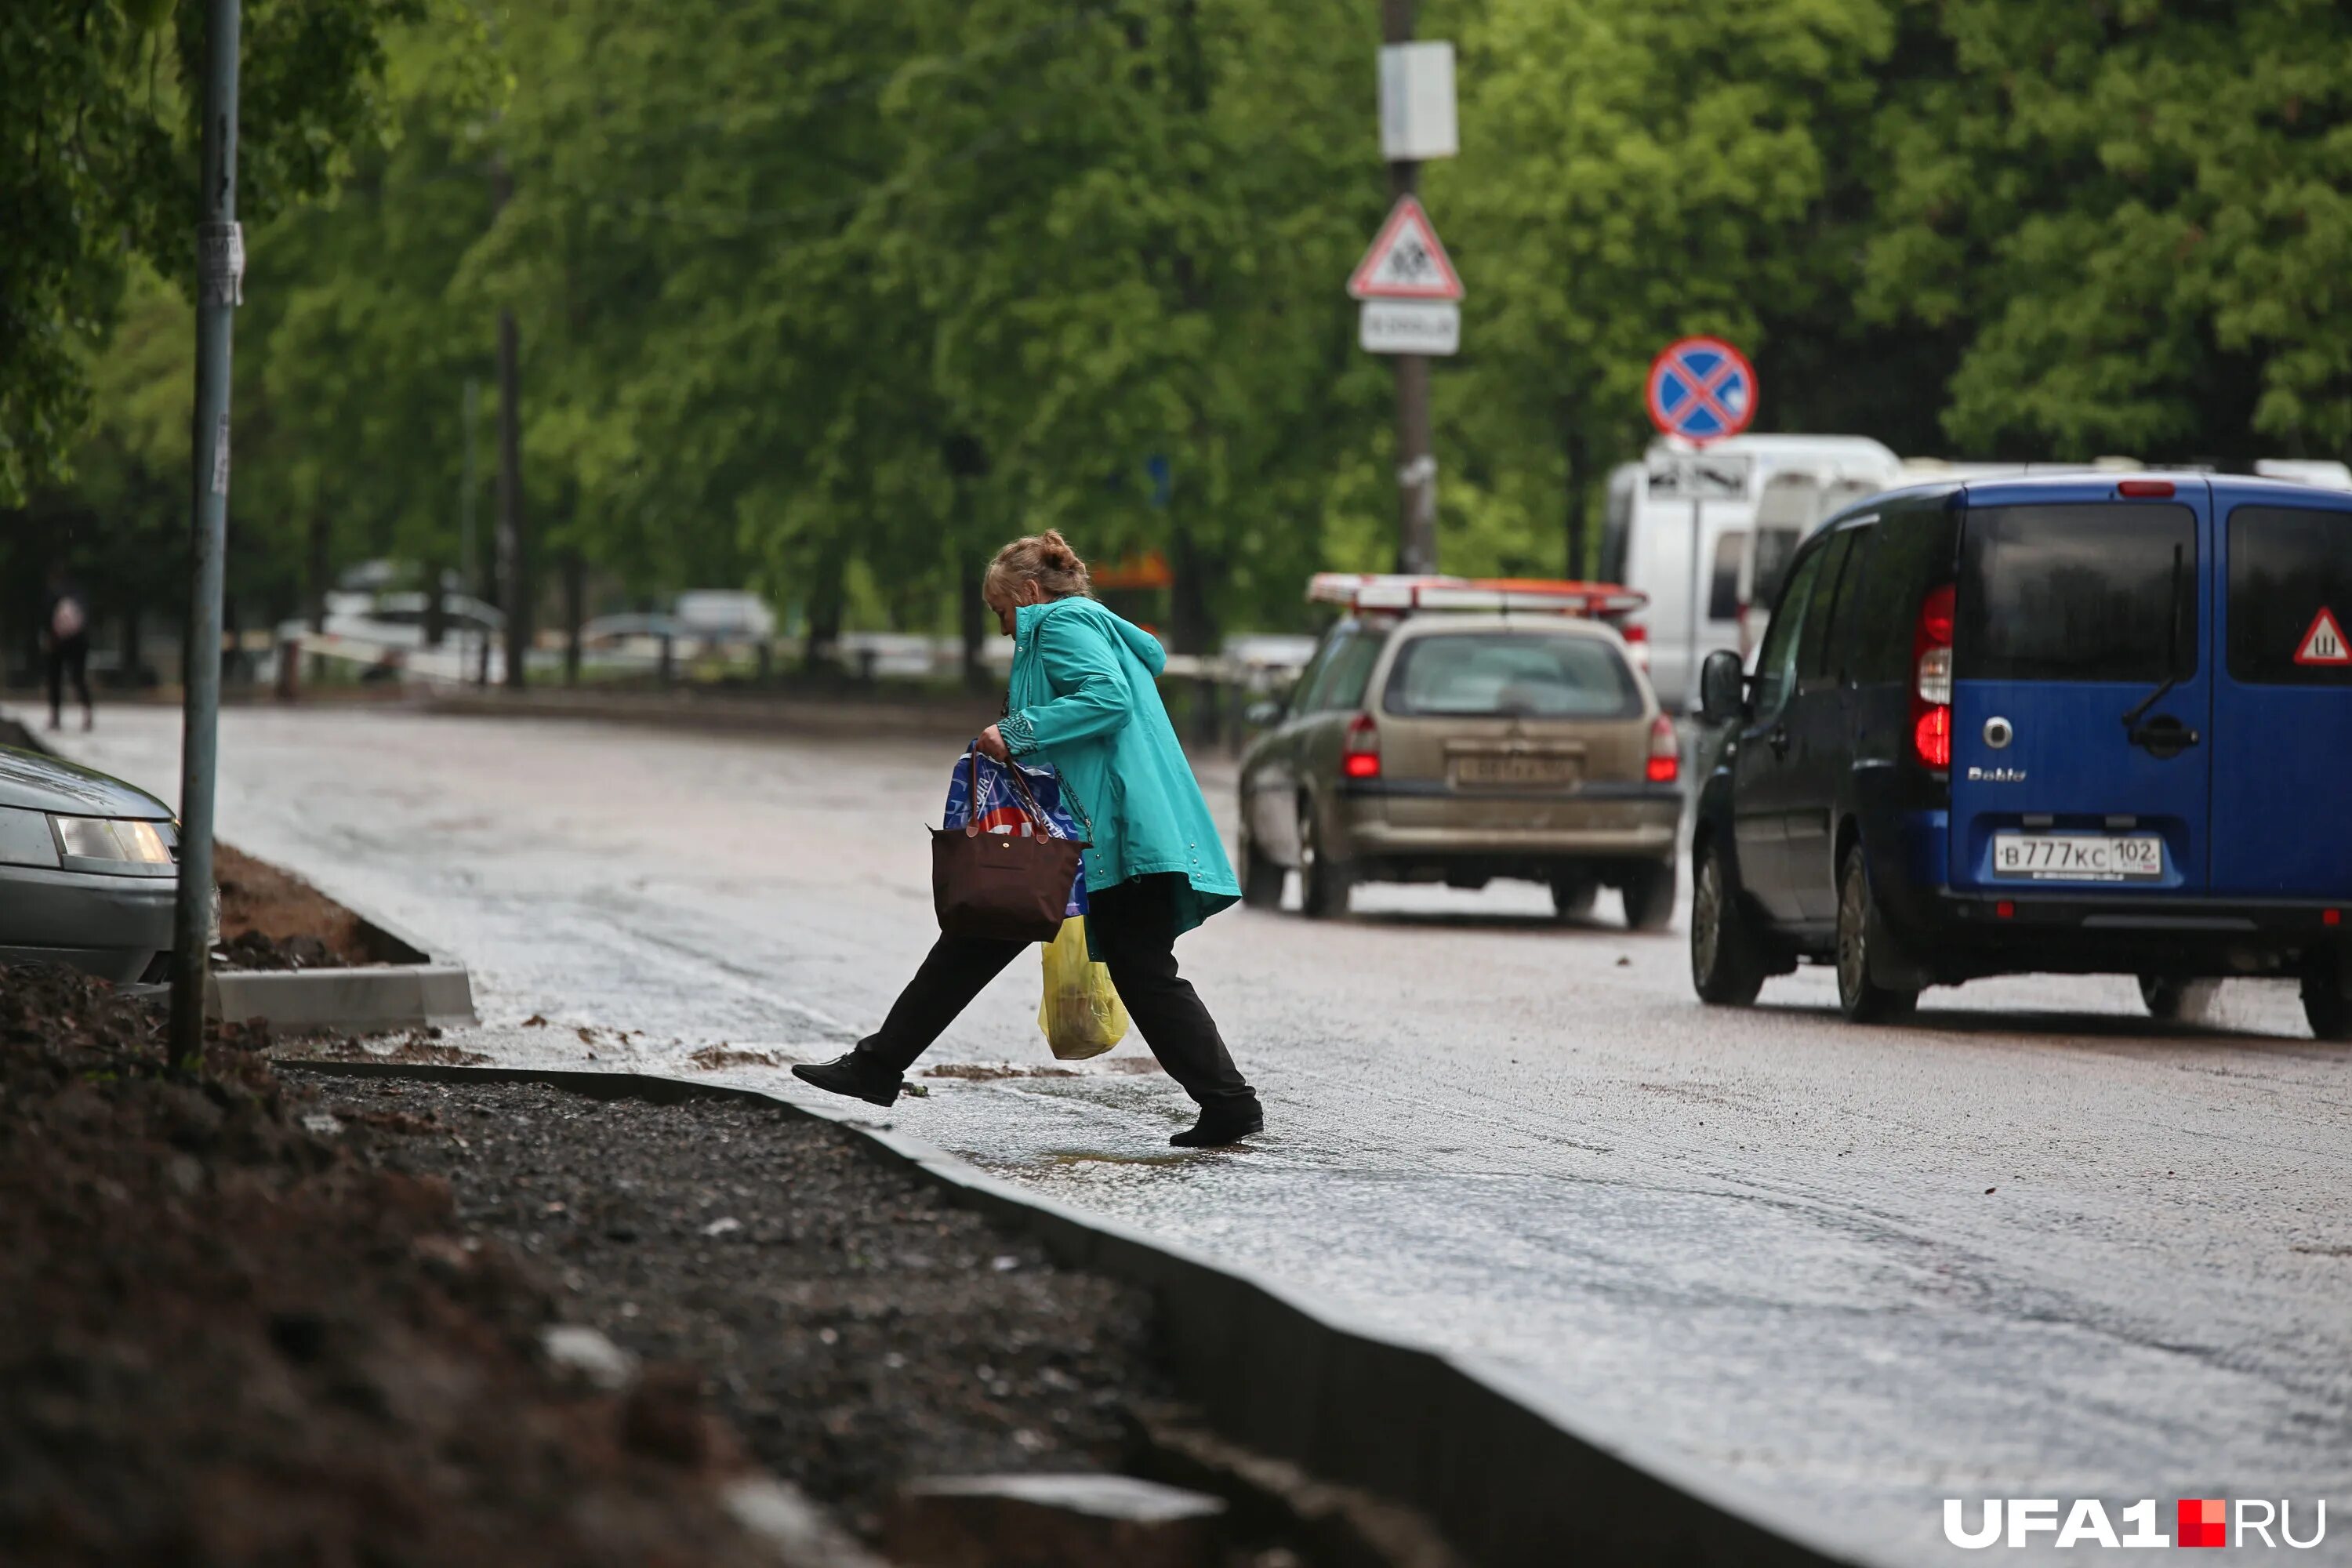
[1171, 1099, 1264, 1148]
[791, 1051, 902, 1108]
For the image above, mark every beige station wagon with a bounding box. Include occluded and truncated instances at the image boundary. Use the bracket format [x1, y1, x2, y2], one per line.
[1236, 602, 1684, 926]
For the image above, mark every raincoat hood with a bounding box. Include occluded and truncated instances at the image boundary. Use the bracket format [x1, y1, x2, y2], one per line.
[1014, 597, 1167, 675]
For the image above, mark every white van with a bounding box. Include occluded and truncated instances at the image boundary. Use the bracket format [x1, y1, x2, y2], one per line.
[1599, 434, 1903, 710]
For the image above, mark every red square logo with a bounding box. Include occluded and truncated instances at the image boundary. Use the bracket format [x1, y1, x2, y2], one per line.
[2177, 1497, 2227, 1548]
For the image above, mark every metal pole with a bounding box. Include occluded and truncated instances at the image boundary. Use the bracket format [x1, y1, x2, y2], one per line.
[1684, 490, 1704, 715]
[168, 0, 244, 1063]
[1383, 0, 1436, 574]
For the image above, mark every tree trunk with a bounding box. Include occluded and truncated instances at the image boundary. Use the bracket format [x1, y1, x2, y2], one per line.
[1562, 416, 1594, 579]
[495, 304, 528, 690]
[803, 545, 846, 675]
[562, 548, 584, 686]
[957, 545, 986, 690]
[306, 514, 329, 633]
[1168, 520, 1216, 656]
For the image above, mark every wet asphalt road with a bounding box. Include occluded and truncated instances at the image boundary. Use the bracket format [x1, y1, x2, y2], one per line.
[49, 705, 2352, 1563]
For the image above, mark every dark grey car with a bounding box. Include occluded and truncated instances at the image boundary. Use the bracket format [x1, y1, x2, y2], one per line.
[0, 743, 179, 982]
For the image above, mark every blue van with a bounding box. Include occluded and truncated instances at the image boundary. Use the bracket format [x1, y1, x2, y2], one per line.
[1688, 473, 2352, 1036]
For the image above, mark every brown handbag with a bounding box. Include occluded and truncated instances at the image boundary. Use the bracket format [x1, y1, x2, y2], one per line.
[932, 747, 1089, 943]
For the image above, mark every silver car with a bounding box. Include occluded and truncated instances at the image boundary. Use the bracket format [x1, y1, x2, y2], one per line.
[0, 742, 179, 981]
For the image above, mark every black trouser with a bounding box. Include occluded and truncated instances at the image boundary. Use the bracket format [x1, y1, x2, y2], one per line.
[858, 873, 1257, 1109]
[46, 636, 90, 722]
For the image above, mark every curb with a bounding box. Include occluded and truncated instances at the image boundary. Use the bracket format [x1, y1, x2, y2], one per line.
[210, 960, 477, 1031]
[211, 900, 478, 1031]
[281, 1058, 1864, 1568]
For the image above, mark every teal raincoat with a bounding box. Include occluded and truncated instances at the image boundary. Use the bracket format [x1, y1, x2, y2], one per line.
[998, 597, 1238, 943]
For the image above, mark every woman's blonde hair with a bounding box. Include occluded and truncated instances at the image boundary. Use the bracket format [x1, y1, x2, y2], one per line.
[984, 530, 1092, 608]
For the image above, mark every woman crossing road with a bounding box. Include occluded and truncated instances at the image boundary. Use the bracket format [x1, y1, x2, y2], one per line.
[794, 531, 1264, 1147]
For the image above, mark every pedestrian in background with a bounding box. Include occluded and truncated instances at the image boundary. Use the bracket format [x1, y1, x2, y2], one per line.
[796, 531, 1264, 1147]
[41, 567, 93, 732]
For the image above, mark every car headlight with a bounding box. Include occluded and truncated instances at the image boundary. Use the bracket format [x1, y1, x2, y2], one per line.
[52, 815, 173, 866]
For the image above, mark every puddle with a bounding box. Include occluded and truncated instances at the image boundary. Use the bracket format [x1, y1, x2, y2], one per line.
[1039, 1148, 1250, 1167]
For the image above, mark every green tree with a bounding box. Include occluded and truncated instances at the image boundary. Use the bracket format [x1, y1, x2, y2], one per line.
[0, 0, 421, 503]
[1860, 0, 2352, 460]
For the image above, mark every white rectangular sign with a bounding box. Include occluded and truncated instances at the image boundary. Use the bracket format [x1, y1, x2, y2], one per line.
[1359, 299, 1460, 357]
[1644, 452, 1752, 499]
[1379, 42, 1457, 161]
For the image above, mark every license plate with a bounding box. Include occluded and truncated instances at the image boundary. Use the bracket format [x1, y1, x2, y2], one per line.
[1454, 755, 1578, 787]
[1991, 832, 2164, 883]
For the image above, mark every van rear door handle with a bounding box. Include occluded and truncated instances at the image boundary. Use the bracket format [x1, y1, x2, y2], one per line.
[2127, 713, 2200, 759]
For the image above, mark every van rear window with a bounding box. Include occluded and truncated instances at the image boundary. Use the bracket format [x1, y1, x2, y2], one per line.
[2227, 506, 2352, 686]
[1957, 504, 2195, 684]
[1382, 633, 1642, 719]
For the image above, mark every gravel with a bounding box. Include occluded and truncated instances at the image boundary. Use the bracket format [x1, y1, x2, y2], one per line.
[303, 1073, 1181, 1537]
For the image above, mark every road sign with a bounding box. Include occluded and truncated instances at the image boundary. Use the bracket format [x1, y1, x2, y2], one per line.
[1348, 196, 1463, 301]
[1379, 42, 1457, 161]
[2296, 607, 2350, 666]
[1359, 299, 1460, 356]
[1646, 336, 1756, 445]
[1645, 450, 1752, 500]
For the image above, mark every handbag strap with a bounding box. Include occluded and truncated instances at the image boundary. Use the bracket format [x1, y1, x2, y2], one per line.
[964, 742, 1093, 848]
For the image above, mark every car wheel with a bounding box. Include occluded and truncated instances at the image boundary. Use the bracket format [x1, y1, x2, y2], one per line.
[2138, 974, 2220, 1025]
[1297, 799, 1351, 920]
[1549, 873, 1597, 921]
[2302, 959, 2352, 1042]
[1619, 860, 1675, 932]
[1835, 847, 1918, 1024]
[1240, 831, 1285, 909]
[1690, 842, 1765, 1006]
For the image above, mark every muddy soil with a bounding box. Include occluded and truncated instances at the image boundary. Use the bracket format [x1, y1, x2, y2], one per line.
[0, 962, 786, 1567]
[215, 841, 372, 967]
[310, 1073, 1179, 1537]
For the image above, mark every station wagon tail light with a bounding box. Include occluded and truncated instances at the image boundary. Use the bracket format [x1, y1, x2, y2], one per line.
[1646, 714, 1679, 784]
[1341, 712, 1381, 779]
[1911, 583, 1955, 771]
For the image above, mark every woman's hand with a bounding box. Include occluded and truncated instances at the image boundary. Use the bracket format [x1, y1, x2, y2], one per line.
[976, 724, 1010, 763]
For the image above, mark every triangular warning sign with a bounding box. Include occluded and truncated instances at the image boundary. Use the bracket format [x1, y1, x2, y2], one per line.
[1347, 196, 1464, 301]
[2296, 607, 2350, 666]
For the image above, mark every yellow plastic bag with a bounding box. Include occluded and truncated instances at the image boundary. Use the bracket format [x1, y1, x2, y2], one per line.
[1037, 916, 1128, 1060]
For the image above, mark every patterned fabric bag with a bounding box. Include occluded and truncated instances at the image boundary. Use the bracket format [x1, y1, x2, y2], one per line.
[941, 750, 1088, 918]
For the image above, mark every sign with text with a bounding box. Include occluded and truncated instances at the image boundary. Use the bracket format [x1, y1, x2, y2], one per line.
[1359, 299, 1460, 356]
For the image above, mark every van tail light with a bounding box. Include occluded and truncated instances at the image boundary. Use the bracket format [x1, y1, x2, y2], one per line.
[1912, 582, 1955, 771]
[1646, 714, 1680, 783]
[1341, 712, 1381, 779]
[1620, 619, 1651, 673]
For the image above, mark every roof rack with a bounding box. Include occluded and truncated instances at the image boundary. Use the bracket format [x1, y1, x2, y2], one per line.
[1306, 573, 1647, 618]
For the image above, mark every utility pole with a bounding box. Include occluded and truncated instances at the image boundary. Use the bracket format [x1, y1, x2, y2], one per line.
[169, 0, 244, 1065]
[1383, 0, 1436, 574]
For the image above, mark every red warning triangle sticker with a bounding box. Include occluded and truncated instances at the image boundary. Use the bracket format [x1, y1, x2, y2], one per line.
[2295, 607, 2350, 666]
[1347, 196, 1464, 301]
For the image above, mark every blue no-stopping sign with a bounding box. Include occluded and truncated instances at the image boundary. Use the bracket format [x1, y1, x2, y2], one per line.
[1646, 336, 1757, 445]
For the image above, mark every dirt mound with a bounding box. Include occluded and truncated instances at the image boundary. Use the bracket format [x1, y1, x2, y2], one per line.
[0, 963, 782, 1567]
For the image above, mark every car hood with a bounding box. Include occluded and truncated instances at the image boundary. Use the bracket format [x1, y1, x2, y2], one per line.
[0, 745, 174, 818]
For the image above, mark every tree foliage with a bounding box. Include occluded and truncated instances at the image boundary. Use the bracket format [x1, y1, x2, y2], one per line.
[15, 0, 2352, 649]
